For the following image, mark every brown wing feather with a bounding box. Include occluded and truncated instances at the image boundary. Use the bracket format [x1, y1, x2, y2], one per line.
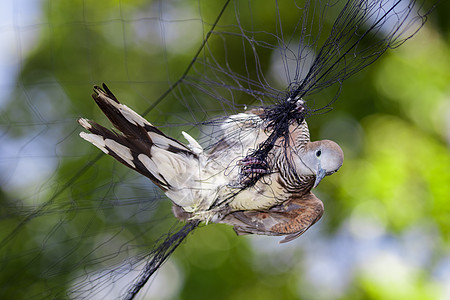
[220, 192, 324, 243]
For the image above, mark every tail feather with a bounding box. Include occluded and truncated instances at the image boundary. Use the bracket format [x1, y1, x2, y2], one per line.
[91, 84, 189, 152]
[79, 84, 198, 191]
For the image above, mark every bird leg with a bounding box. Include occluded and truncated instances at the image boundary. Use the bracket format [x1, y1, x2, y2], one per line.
[239, 156, 269, 174]
[234, 154, 271, 188]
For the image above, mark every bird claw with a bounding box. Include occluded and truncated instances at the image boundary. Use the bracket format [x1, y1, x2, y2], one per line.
[234, 155, 270, 188]
[238, 156, 269, 172]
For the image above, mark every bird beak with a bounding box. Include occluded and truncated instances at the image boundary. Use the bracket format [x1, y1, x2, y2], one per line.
[313, 167, 326, 188]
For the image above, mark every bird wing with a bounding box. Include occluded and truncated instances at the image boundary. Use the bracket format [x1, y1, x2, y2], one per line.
[220, 192, 323, 243]
[78, 84, 197, 192]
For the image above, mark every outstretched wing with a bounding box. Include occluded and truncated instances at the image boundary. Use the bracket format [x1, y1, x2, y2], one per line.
[78, 84, 197, 191]
[221, 192, 324, 243]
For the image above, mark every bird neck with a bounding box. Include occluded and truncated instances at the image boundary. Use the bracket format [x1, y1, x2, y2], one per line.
[274, 149, 315, 194]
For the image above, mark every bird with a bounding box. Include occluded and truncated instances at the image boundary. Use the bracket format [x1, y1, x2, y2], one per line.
[78, 84, 344, 241]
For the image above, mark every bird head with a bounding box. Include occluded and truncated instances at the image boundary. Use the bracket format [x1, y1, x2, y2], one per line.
[293, 139, 344, 188]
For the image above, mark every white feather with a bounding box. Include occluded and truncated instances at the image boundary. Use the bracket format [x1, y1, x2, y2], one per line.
[138, 154, 166, 184]
[182, 131, 203, 154]
[148, 131, 183, 150]
[78, 118, 92, 130]
[79, 132, 109, 154]
[97, 92, 150, 127]
[150, 146, 186, 184]
[119, 105, 150, 127]
[104, 139, 135, 168]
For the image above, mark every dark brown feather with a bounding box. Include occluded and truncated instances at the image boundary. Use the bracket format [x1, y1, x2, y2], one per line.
[80, 119, 170, 191]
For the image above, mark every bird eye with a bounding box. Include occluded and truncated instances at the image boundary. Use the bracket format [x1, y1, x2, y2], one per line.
[316, 150, 322, 157]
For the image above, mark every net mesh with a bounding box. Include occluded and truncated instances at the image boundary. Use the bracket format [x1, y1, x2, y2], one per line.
[0, 0, 437, 299]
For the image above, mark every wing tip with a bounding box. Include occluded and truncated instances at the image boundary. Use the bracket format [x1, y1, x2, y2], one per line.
[92, 83, 119, 103]
[78, 117, 92, 130]
[79, 132, 109, 154]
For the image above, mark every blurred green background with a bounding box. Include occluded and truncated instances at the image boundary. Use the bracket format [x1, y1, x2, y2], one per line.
[0, 0, 449, 299]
